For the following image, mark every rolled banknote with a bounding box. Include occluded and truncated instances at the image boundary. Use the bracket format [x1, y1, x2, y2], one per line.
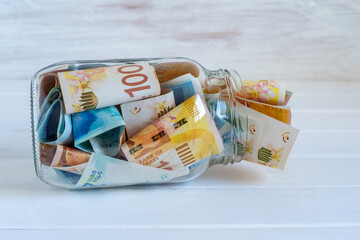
[154, 61, 200, 83]
[160, 73, 205, 106]
[76, 153, 178, 188]
[39, 72, 60, 107]
[37, 87, 73, 145]
[53, 163, 88, 175]
[50, 145, 91, 167]
[113, 129, 128, 160]
[39, 143, 57, 166]
[39, 145, 91, 175]
[72, 106, 126, 157]
[203, 85, 222, 101]
[58, 62, 161, 114]
[120, 88, 176, 138]
[121, 94, 224, 170]
[238, 80, 286, 106]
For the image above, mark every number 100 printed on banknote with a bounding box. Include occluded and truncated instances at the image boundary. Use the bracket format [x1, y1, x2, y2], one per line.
[58, 62, 161, 114]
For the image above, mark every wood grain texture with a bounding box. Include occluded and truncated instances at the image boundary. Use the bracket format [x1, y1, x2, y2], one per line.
[1, 228, 360, 240]
[0, 0, 360, 82]
[1, 0, 359, 239]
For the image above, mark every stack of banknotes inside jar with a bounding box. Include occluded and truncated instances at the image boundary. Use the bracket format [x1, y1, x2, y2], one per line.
[34, 59, 299, 188]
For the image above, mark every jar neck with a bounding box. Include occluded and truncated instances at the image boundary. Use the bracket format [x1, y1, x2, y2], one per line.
[205, 69, 248, 167]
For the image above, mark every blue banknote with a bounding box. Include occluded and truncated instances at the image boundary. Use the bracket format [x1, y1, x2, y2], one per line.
[75, 153, 177, 188]
[162, 79, 196, 105]
[72, 106, 125, 157]
[57, 170, 82, 185]
[160, 74, 205, 106]
[37, 87, 73, 145]
[207, 98, 245, 157]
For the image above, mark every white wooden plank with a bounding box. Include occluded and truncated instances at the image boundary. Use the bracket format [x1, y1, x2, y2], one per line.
[1, 186, 360, 227]
[292, 112, 360, 131]
[286, 82, 360, 95]
[1, 0, 360, 82]
[0, 227, 359, 240]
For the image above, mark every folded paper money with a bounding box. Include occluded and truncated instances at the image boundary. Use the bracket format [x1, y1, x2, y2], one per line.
[207, 98, 245, 159]
[154, 61, 200, 83]
[72, 106, 126, 157]
[160, 73, 205, 105]
[226, 97, 299, 170]
[247, 106, 298, 170]
[50, 145, 91, 175]
[39, 143, 57, 166]
[38, 72, 60, 107]
[120, 88, 176, 138]
[37, 87, 73, 145]
[58, 62, 161, 114]
[203, 85, 222, 101]
[241, 116, 263, 163]
[121, 94, 224, 170]
[76, 153, 179, 188]
[235, 96, 291, 125]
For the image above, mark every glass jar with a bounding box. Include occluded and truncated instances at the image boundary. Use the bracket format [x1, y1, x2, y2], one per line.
[31, 57, 248, 189]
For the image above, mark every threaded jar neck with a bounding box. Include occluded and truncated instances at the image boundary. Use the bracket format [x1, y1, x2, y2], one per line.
[205, 69, 248, 167]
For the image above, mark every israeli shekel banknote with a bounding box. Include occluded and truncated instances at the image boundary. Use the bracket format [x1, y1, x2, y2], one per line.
[238, 80, 286, 106]
[235, 102, 299, 170]
[120, 88, 176, 138]
[235, 96, 292, 125]
[58, 62, 161, 114]
[121, 94, 224, 171]
[50, 145, 91, 175]
[76, 153, 178, 188]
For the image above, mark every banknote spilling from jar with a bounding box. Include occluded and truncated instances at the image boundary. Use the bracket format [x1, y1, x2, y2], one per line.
[32, 58, 299, 189]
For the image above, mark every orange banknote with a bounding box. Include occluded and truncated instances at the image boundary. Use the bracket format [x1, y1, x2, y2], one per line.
[235, 96, 291, 125]
[121, 94, 224, 171]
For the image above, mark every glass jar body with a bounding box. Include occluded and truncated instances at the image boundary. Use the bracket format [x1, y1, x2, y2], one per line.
[31, 57, 247, 189]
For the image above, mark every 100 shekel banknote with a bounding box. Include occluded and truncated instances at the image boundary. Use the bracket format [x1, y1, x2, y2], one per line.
[121, 94, 224, 170]
[58, 62, 161, 114]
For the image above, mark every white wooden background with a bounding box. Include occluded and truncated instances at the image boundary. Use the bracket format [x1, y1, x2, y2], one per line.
[1, 0, 360, 239]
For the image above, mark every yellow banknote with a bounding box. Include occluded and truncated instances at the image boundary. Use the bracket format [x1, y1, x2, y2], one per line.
[121, 94, 224, 170]
[238, 80, 286, 106]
